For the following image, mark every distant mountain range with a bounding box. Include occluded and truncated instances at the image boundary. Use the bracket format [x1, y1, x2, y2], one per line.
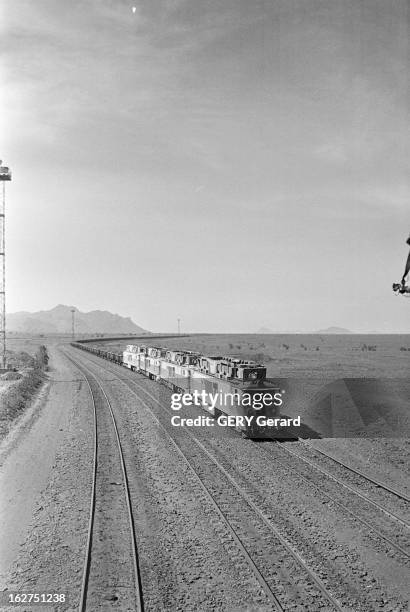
[8, 304, 147, 334]
[256, 326, 354, 334]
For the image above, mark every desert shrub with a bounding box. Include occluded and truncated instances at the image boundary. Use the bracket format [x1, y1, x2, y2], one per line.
[228, 343, 233, 350]
[1, 368, 44, 422]
[282, 343, 289, 350]
[361, 343, 377, 352]
[316, 346, 320, 351]
[0, 346, 49, 437]
[35, 345, 49, 369]
[6, 350, 34, 369]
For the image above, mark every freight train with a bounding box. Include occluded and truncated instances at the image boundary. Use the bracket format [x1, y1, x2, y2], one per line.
[71, 342, 283, 438]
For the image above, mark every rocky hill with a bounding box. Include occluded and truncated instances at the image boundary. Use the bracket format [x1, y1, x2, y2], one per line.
[7, 305, 147, 334]
[317, 326, 353, 334]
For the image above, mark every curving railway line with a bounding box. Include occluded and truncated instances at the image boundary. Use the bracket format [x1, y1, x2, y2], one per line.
[67, 345, 361, 611]
[64, 343, 410, 611]
[63, 352, 144, 612]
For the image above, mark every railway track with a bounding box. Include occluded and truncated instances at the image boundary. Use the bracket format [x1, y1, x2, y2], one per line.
[122, 371, 410, 574]
[258, 442, 410, 562]
[70, 348, 353, 611]
[272, 441, 410, 529]
[63, 352, 144, 612]
[66, 350, 284, 610]
[296, 438, 410, 503]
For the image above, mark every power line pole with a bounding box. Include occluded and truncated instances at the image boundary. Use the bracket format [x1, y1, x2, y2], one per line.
[177, 318, 181, 335]
[0, 161, 12, 370]
[71, 308, 75, 341]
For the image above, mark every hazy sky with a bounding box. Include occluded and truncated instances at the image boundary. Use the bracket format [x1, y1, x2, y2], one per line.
[1, 0, 410, 332]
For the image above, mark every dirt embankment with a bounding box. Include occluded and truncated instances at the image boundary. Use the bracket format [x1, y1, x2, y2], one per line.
[0, 344, 91, 608]
[0, 346, 49, 440]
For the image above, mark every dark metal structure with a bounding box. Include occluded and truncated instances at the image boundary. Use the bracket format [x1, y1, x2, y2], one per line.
[0, 161, 12, 369]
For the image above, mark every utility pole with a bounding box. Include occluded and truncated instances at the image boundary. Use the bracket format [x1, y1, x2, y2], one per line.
[71, 308, 75, 340]
[0, 161, 12, 370]
[177, 318, 181, 335]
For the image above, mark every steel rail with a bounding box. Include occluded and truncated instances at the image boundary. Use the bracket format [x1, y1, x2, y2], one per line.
[63, 350, 144, 612]
[274, 442, 410, 529]
[298, 438, 410, 503]
[257, 443, 410, 560]
[71, 361, 97, 612]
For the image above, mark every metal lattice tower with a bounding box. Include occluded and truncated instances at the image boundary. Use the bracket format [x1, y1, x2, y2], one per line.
[0, 161, 12, 369]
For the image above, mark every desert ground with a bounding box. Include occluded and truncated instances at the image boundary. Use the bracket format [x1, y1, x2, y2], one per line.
[0, 333, 409, 611]
[96, 333, 410, 378]
[98, 333, 410, 439]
